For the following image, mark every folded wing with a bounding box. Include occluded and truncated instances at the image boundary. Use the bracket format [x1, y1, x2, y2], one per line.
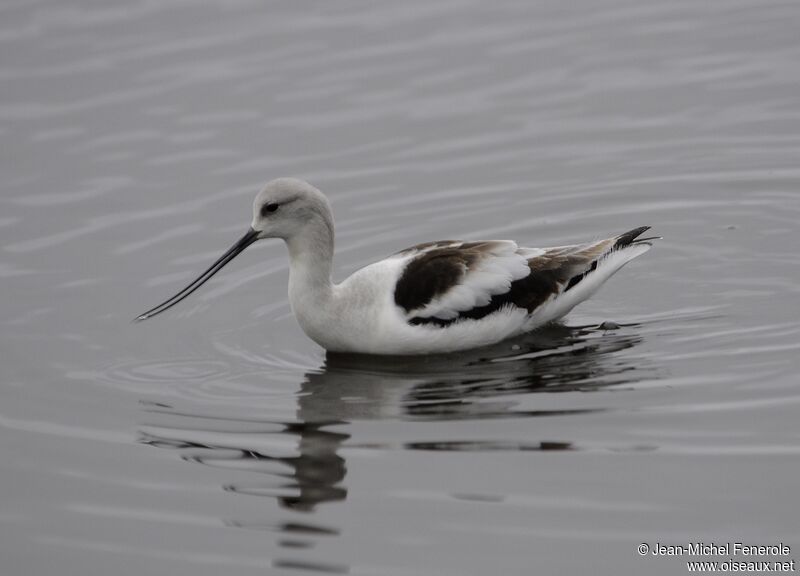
[393, 227, 652, 327]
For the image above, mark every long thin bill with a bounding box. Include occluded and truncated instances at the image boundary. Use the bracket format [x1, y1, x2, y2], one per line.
[134, 227, 260, 322]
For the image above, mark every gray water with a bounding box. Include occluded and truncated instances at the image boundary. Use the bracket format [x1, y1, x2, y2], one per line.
[2, 1, 800, 574]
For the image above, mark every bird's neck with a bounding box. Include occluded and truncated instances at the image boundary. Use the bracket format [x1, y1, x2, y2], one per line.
[286, 218, 336, 309]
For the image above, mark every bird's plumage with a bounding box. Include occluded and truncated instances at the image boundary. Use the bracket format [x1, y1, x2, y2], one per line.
[136, 178, 656, 355]
[393, 226, 652, 328]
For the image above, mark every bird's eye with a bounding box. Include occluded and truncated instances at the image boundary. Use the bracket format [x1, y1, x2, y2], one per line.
[261, 202, 279, 217]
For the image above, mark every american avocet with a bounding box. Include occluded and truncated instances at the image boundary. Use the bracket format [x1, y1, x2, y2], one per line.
[136, 178, 657, 355]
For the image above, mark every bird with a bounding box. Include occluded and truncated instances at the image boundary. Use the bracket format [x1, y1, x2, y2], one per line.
[136, 178, 657, 355]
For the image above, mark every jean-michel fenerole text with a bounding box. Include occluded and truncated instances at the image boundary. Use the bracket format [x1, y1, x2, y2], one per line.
[651, 543, 791, 557]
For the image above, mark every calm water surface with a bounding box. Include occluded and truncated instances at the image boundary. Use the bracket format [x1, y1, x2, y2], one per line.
[2, 1, 800, 574]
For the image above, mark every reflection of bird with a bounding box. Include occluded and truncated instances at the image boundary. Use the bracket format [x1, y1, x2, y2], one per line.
[136, 178, 657, 355]
[139, 417, 349, 514]
[138, 323, 652, 518]
[270, 422, 349, 513]
[296, 323, 649, 423]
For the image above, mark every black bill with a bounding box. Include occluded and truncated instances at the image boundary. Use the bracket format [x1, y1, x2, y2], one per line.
[135, 227, 260, 322]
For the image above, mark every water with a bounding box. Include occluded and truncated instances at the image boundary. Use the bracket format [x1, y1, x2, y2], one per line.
[2, 0, 800, 574]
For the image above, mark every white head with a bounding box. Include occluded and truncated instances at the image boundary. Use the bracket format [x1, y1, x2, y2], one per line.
[250, 177, 334, 242]
[135, 177, 333, 321]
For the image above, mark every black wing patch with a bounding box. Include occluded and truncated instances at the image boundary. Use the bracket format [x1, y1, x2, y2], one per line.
[407, 264, 567, 327]
[564, 259, 598, 292]
[614, 226, 651, 249]
[394, 242, 497, 314]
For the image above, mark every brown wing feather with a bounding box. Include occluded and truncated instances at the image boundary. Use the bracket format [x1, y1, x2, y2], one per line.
[393, 241, 511, 313]
[395, 227, 651, 327]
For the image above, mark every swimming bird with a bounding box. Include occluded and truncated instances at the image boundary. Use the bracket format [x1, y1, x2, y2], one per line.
[136, 178, 656, 355]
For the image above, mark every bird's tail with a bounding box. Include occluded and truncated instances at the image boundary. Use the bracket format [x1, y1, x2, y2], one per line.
[525, 226, 658, 327]
[614, 225, 659, 250]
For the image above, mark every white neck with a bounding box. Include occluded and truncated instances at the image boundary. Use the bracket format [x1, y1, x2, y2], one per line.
[285, 215, 336, 312]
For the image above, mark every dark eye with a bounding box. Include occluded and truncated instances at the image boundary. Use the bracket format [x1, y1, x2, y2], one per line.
[260, 202, 279, 217]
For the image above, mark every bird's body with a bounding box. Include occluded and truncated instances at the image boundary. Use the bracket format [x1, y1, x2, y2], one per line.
[137, 178, 656, 355]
